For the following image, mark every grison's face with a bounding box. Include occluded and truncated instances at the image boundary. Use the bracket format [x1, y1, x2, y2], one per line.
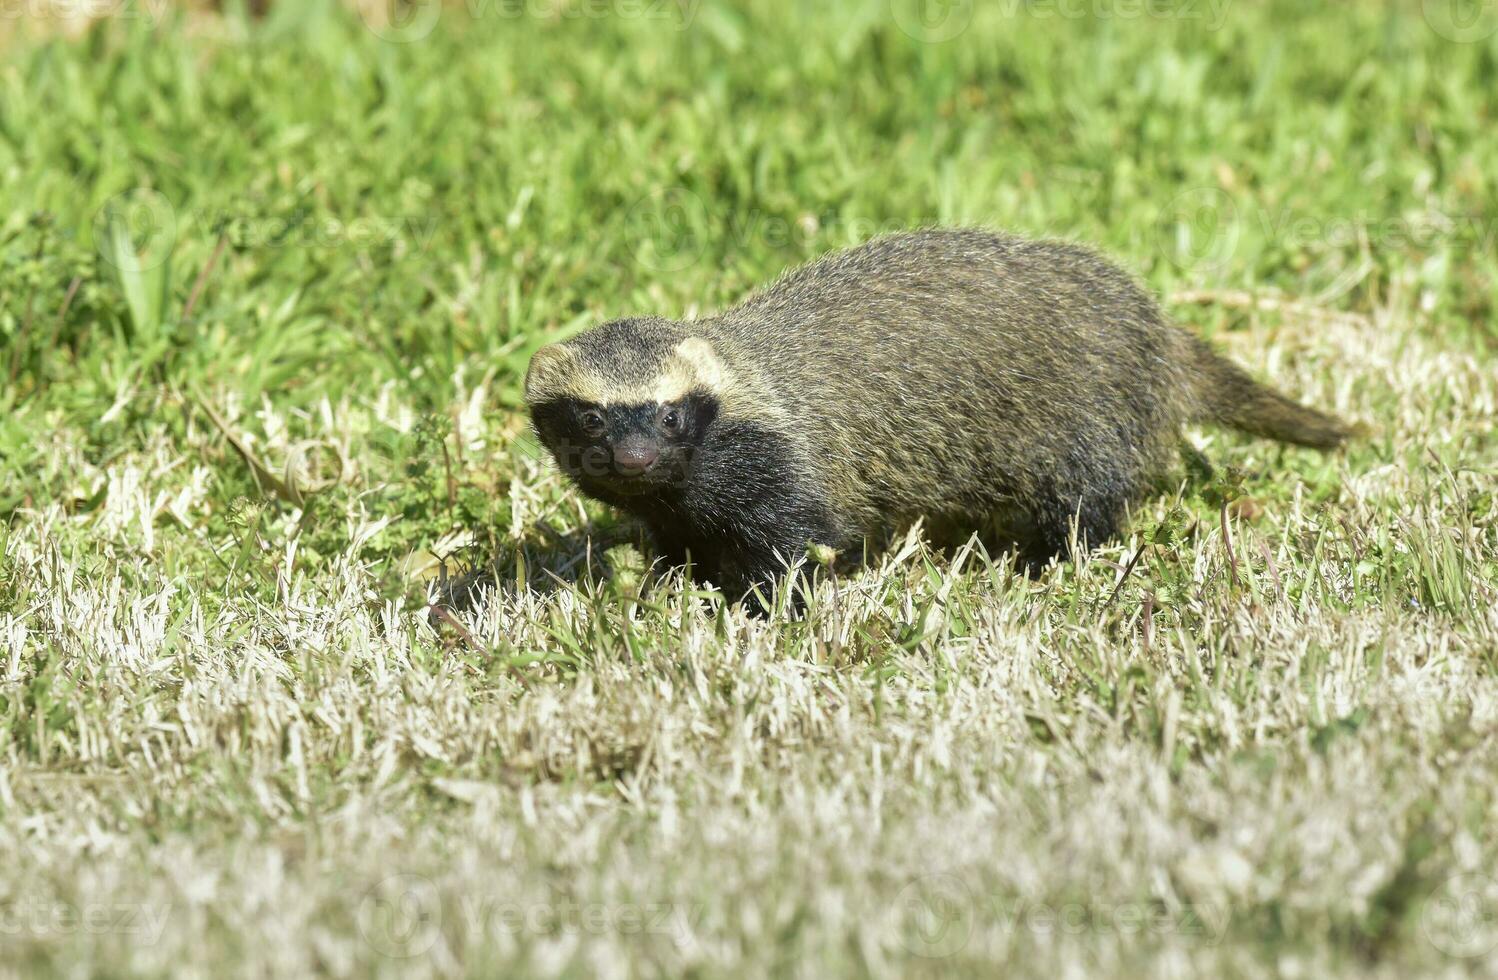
[529, 392, 719, 495]
[524, 322, 724, 496]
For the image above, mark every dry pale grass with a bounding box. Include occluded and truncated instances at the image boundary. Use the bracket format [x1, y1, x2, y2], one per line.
[3, 289, 1495, 977]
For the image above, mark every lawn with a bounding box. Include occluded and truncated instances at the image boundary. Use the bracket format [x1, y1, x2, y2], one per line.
[1, 0, 1496, 976]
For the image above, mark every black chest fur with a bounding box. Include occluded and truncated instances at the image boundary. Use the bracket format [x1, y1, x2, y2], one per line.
[579, 418, 843, 598]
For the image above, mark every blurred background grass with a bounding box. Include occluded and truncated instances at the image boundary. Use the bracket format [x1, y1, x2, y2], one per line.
[3, 0, 1494, 413]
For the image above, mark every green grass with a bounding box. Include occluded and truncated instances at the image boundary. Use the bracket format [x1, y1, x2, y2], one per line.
[2, 1, 1497, 976]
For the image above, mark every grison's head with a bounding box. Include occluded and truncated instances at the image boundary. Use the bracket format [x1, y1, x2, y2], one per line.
[524, 318, 725, 496]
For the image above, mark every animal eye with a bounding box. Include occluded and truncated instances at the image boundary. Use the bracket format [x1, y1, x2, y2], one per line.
[658, 406, 683, 434]
[579, 408, 606, 436]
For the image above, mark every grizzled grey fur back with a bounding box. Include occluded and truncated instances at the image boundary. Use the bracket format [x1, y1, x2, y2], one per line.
[525, 229, 1351, 604]
[715, 231, 1195, 538]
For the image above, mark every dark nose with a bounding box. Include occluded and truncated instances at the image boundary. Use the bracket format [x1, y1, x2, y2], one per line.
[612, 440, 659, 476]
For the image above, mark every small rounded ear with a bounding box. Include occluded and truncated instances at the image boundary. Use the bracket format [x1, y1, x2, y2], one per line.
[524, 344, 573, 404]
[674, 336, 725, 390]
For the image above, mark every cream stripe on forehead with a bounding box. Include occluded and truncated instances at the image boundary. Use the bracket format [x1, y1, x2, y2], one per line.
[526, 336, 725, 405]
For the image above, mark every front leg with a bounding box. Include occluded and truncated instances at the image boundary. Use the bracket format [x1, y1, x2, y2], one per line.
[710, 490, 843, 611]
[647, 419, 845, 611]
[713, 544, 798, 612]
[643, 516, 809, 609]
[643, 522, 692, 572]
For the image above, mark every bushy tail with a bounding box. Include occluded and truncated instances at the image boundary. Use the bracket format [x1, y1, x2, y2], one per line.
[1187, 339, 1353, 450]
